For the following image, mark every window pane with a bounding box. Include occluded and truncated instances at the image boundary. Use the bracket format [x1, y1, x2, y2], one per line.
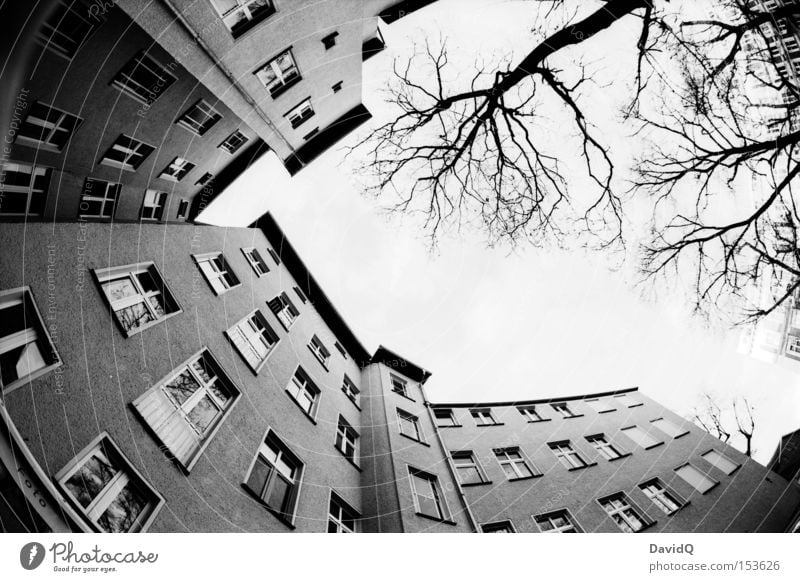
[266, 474, 291, 512]
[246, 457, 270, 498]
[97, 481, 147, 533]
[64, 454, 117, 508]
[187, 394, 220, 433]
[164, 370, 201, 406]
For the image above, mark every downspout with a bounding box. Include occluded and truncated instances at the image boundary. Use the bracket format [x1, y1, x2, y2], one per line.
[419, 382, 479, 532]
[157, 0, 297, 159]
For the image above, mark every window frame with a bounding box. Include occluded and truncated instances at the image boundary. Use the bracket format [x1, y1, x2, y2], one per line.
[0, 286, 62, 393]
[100, 134, 155, 172]
[651, 417, 690, 439]
[132, 349, 241, 472]
[451, 450, 489, 486]
[255, 48, 301, 98]
[335, 415, 359, 466]
[285, 367, 321, 422]
[638, 478, 686, 515]
[533, 509, 583, 533]
[110, 51, 177, 105]
[518, 405, 547, 422]
[54, 432, 165, 533]
[139, 189, 167, 221]
[433, 407, 458, 427]
[241, 247, 269, 277]
[210, 0, 277, 38]
[36, 0, 97, 60]
[93, 262, 182, 337]
[176, 99, 222, 136]
[585, 433, 627, 461]
[0, 162, 52, 217]
[620, 425, 663, 450]
[397, 408, 425, 443]
[494, 447, 539, 480]
[597, 492, 654, 533]
[159, 156, 195, 183]
[674, 462, 719, 494]
[470, 408, 499, 426]
[15, 101, 83, 152]
[176, 199, 190, 220]
[308, 334, 331, 369]
[585, 398, 615, 413]
[481, 520, 516, 533]
[77, 178, 121, 219]
[407, 466, 451, 523]
[193, 252, 241, 296]
[551, 402, 580, 418]
[219, 130, 248, 154]
[341, 374, 361, 408]
[225, 310, 279, 374]
[268, 292, 299, 330]
[549, 440, 592, 470]
[701, 449, 741, 476]
[243, 428, 304, 527]
[284, 98, 315, 129]
[328, 490, 359, 533]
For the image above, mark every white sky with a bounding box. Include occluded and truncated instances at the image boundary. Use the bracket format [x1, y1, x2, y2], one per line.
[200, 0, 800, 464]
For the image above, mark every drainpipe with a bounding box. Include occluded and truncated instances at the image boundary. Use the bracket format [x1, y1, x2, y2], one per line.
[157, 0, 297, 159]
[419, 382, 479, 533]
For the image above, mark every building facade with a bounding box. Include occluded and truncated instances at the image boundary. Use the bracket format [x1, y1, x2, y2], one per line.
[0, 215, 799, 533]
[0, 0, 435, 224]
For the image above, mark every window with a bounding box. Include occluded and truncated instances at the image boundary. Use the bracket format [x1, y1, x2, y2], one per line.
[701, 450, 739, 475]
[322, 31, 339, 49]
[391, 375, 409, 397]
[518, 405, 544, 422]
[78, 178, 120, 219]
[94, 263, 180, 335]
[244, 430, 303, 523]
[651, 417, 689, 438]
[0, 287, 61, 393]
[328, 492, 358, 533]
[586, 398, 615, 413]
[177, 99, 221, 135]
[552, 402, 578, 418]
[549, 441, 590, 470]
[0, 162, 51, 217]
[210, 0, 276, 38]
[675, 463, 718, 493]
[452, 451, 487, 485]
[615, 393, 642, 407]
[111, 51, 176, 104]
[132, 351, 239, 469]
[294, 286, 309, 304]
[56, 434, 163, 533]
[621, 426, 662, 449]
[397, 409, 423, 442]
[639, 479, 684, 515]
[285, 99, 315, 129]
[140, 190, 167, 221]
[341, 375, 360, 407]
[335, 416, 359, 464]
[586, 434, 625, 460]
[286, 368, 320, 419]
[599, 493, 651, 532]
[267, 247, 281, 265]
[196, 172, 214, 187]
[194, 253, 240, 295]
[308, 335, 331, 368]
[255, 49, 301, 97]
[470, 408, 498, 426]
[408, 467, 448, 521]
[242, 248, 269, 276]
[333, 341, 346, 358]
[37, 0, 96, 59]
[268, 293, 299, 330]
[481, 521, 515, 533]
[534, 510, 582, 533]
[495, 447, 537, 480]
[176, 199, 189, 220]
[159, 157, 195, 182]
[16, 102, 82, 151]
[100, 134, 155, 171]
[226, 311, 279, 372]
[303, 130, 318, 142]
[219, 130, 248, 154]
[434, 408, 457, 427]
[332, 81, 343, 93]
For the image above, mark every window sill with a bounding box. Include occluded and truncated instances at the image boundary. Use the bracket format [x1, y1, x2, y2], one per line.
[507, 474, 542, 482]
[527, 418, 552, 424]
[598, 409, 616, 414]
[14, 136, 64, 153]
[99, 159, 136, 172]
[673, 431, 690, 439]
[342, 390, 362, 411]
[608, 452, 633, 462]
[307, 345, 330, 371]
[568, 462, 598, 472]
[462, 480, 493, 488]
[392, 390, 416, 403]
[476, 422, 505, 427]
[399, 432, 429, 447]
[240, 484, 296, 530]
[562, 414, 585, 420]
[644, 442, 665, 451]
[333, 445, 362, 472]
[284, 389, 318, 425]
[414, 512, 457, 526]
[700, 481, 721, 495]
[436, 424, 463, 428]
[627, 403, 644, 408]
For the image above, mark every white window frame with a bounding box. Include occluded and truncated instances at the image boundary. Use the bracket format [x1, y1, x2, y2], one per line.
[286, 367, 320, 420]
[176, 199, 190, 220]
[210, 0, 277, 37]
[390, 374, 409, 397]
[549, 441, 590, 470]
[225, 310, 279, 373]
[194, 252, 241, 295]
[470, 408, 497, 426]
[397, 409, 423, 442]
[159, 156, 195, 182]
[586, 434, 625, 460]
[269, 292, 299, 330]
[552, 402, 578, 418]
[675, 463, 718, 494]
[341, 375, 360, 407]
[494, 447, 537, 480]
[100, 134, 155, 171]
[407, 466, 450, 522]
[335, 416, 359, 464]
[0, 162, 51, 217]
[54, 432, 164, 532]
[598, 493, 652, 533]
[481, 521, 516, 533]
[328, 491, 359, 533]
[451, 451, 488, 485]
[651, 417, 690, 439]
[36, 0, 97, 60]
[15, 101, 83, 151]
[586, 398, 615, 413]
[176, 99, 221, 136]
[0, 287, 62, 393]
[433, 408, 457, 427]
[111, 51, 176, 105]
[701, 449, 740, 475]
[255, 49, 301, 96]
[219, 130, 248, 154]
[79, 178, 120, 219]
[94, 262, 181, 337]
[639, 478, 684, 515]
[285, 98, 314, 129]
[621, 425, 662, 450]
[308, 335, 331, 369]
[518, 405, 544, 422]
[534, 509, 582, 533]
[140, 189, 167, 221]
[241, 247, 269, 277]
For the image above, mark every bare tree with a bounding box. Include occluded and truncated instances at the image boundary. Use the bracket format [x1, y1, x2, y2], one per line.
[692, 393, 757, 457]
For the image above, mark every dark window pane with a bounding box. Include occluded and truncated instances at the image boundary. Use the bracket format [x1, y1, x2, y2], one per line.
[97, 482, 147, 533]
[64, 454, 117, 508]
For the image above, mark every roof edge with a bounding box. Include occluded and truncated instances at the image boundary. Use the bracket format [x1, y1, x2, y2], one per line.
[430, 387, 640, 409]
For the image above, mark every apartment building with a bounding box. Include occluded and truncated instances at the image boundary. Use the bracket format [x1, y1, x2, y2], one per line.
[0, 0, 436, 223]
[1, 214, 799, 533]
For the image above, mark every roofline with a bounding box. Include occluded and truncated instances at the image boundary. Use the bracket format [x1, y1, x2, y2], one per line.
[429, 387, 640, 409]
[370, 345, 432, 384]
[252, 213, 371, 364]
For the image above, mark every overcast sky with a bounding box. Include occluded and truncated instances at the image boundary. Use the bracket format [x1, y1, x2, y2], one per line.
[200, 0, 800, 464]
